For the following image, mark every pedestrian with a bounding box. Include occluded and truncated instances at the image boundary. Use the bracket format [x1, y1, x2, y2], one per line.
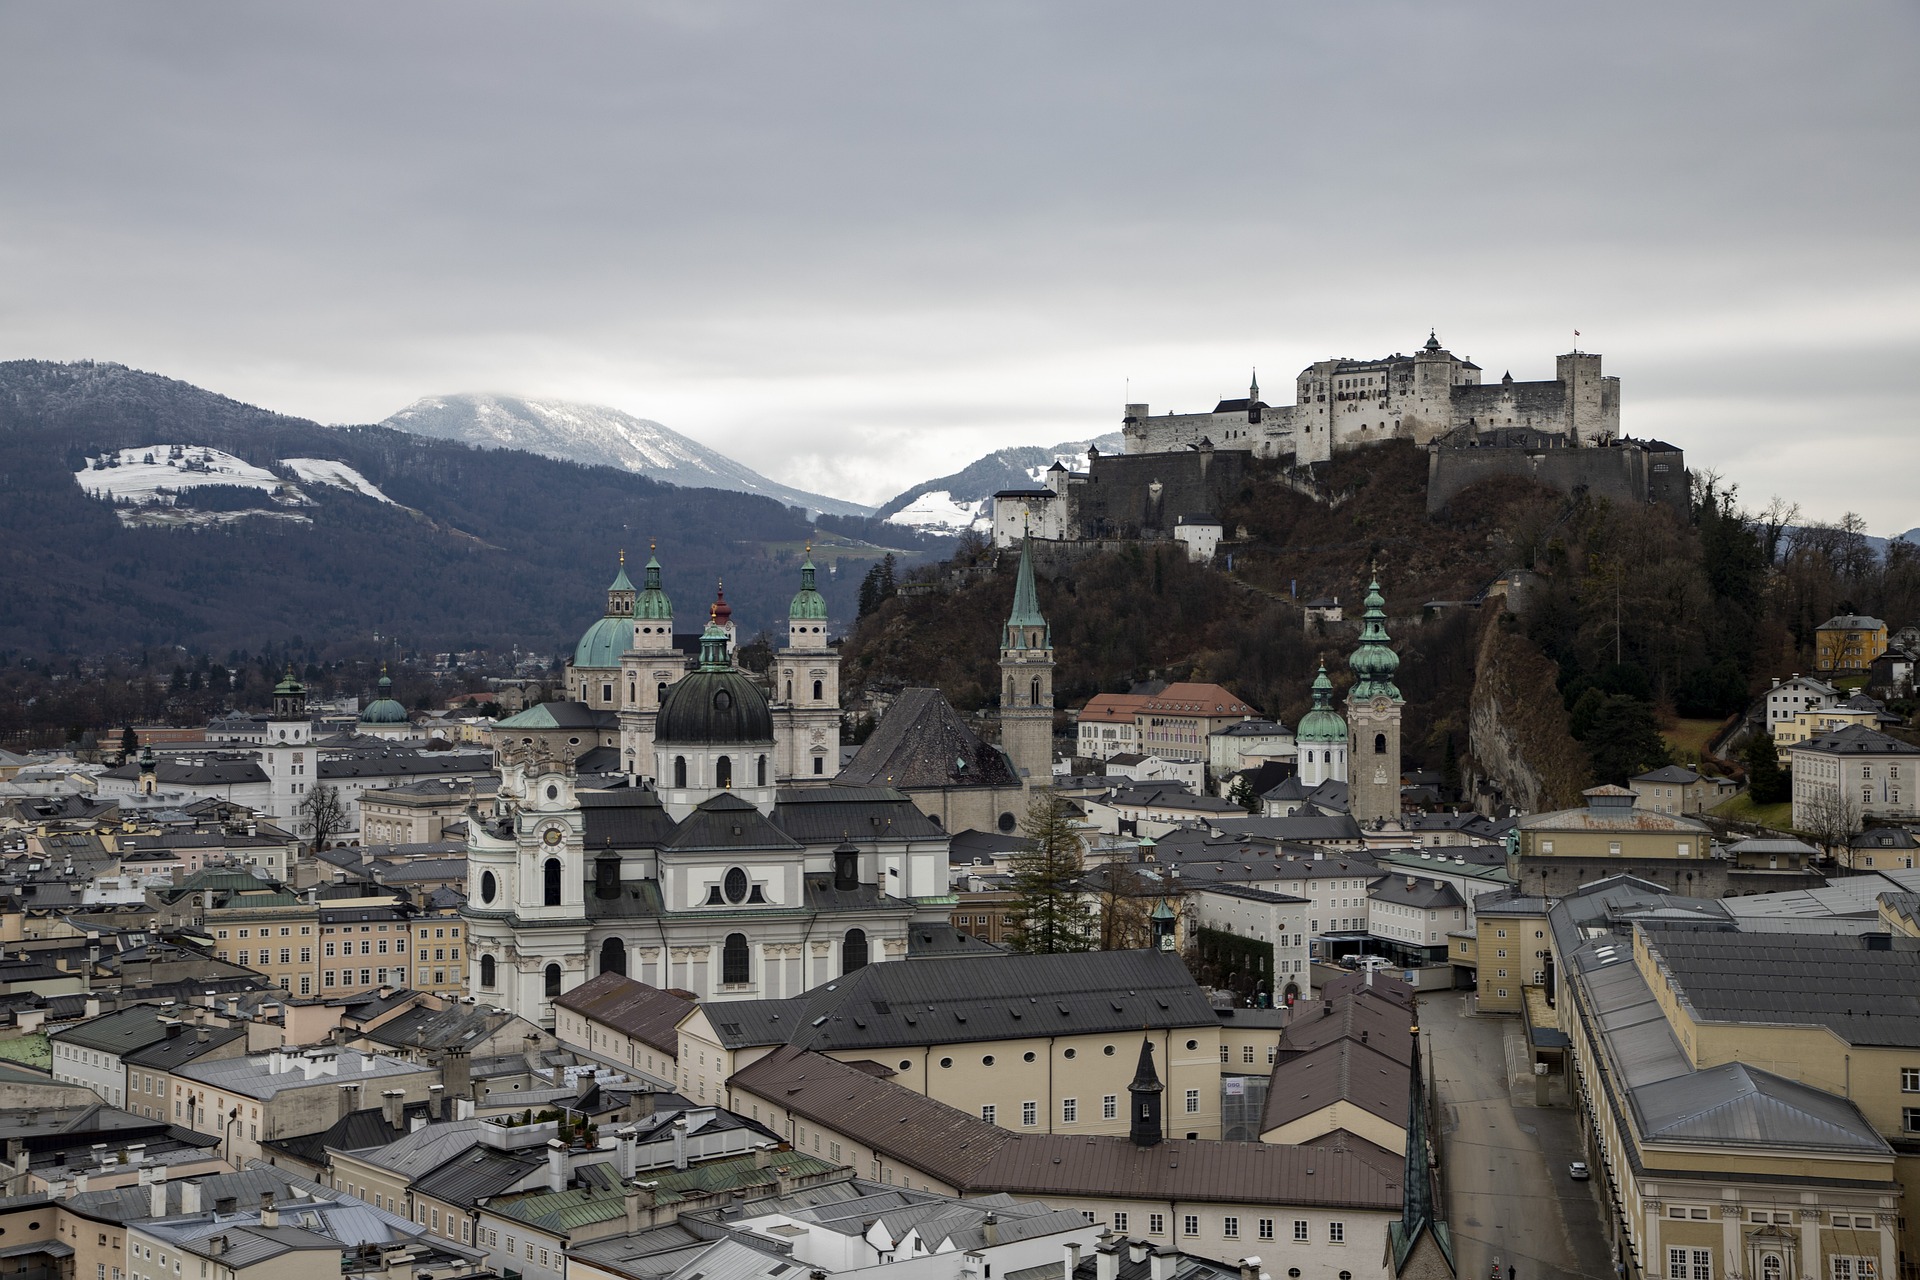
[1509, 1267, 1516, 1280]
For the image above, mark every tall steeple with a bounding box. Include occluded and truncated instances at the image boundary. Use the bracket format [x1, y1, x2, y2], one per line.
[1389, 1022, 1455, 1277]
[617, 543, 686, 783]
[1128, 1037, 1164, 1147]
[775, 544, 841, 782]
[999, 536, 1055, 789]
[1346, 572, 1404, 826]
[1247, 368, 1262, 426]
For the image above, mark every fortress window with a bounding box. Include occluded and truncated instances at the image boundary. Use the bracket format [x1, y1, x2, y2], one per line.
[722, 933, 750, 986]
[544, 964, 562, 997]
[543, 859, 562, 906]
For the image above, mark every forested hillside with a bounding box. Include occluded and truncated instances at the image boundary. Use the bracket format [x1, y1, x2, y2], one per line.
[0, 361, 938, 657]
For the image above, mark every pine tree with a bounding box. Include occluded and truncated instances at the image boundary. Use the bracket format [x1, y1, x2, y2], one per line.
[1742, 731, 1789, 806]
[1226, 775, 1260, 814]
[1005, 788, 1096, 954]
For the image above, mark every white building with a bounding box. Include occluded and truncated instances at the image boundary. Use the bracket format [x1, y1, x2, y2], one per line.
[1766, 674, 1839, 730]
[1188, 882, 1312, 1003]
[1787, 725, 1920, 831]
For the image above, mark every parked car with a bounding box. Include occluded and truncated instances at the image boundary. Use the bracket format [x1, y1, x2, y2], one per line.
[1569, 1161, 1590, 1181]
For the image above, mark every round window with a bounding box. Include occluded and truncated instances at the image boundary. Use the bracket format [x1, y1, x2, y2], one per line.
[982, 1055, 995, 1066]
[1062, 1048, 1076, 1060]
[1103, 1045, 1115, 1056]
[997, 811, 1017, 833]
[1022, 1052, 1035, 1063]
[939, 1057, 953, 1069]
[1186, 1039, 1198, 1051]
[724, 867, 749, 904]
[899, 1061, 911, 1071]
[480, 871, 496, 904]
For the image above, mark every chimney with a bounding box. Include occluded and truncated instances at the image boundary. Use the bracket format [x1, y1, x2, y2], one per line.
[215, 1196, 238, 1215]
[672, 1117, 689, 1170]
[1239, 1259, 1262, 1280]
[84, 997, 101, 1019]
[1095, 1242, 1121, 1280]
[149, 1180, 168, 1218]
[1321, 1000, 1332, 1018]
[631, 1088, 657, 1120]
[209, 1237, 227, 1257]
[429, 1084, 446, 1122]
[622, 1181, 656, 1234]
[339, 1082, 362, 1122]
[546, 1139, 567, 1194]
[1365, 966, 1374, 988]
[258, 1192, 278, 1230]
[1149, 1247, 1176, 1280]
[381, 1089, 405, 1130]
[1128, 1244, 1149, 1265]
[180, 1182, 201, 1214]
[1064, 1242, 1082, 1280]
[128, 1144, 148, 1167]
[616, 1127, 638, 1181]
[441, 1047, 472, 1101]
[982, 1212, 998, 1247]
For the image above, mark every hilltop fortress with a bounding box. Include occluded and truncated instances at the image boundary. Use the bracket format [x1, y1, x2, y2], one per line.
[1121, 330, 1619, 463]
[992, 332, 1683, 550]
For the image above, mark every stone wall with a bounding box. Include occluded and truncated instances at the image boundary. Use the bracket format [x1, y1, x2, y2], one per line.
[1069, 447, 1253, 538]
[1427, 439, 1686, 516]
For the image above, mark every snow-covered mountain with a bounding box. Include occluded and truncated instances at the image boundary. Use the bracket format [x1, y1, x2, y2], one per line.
[381, 393, 873, 518]
[73, 444, 399, 528]
[878, 433, 1125, 533]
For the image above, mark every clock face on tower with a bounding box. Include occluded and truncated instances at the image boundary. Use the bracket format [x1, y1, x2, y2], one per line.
[542, 827, 563, 846]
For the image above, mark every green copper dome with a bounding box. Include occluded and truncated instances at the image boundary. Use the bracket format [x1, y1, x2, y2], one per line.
[573, 616, 635, 669]
[1296, 663, 1349, 743]
[359, 670, 408, 724]
[636, 549, 673, 622]
[655, 623, 774, 745]
[790, 550, 828, 621]
[1348, 575, 1403, 702]
[273, 667, 305, 698]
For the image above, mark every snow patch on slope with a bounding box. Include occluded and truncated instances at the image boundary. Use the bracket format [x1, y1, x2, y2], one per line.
[282, 458, 395, 504]
[75, 446, 282, 504]
[885, 490, 990, 533]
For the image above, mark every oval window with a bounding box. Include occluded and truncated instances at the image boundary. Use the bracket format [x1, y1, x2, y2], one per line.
[714, 689, 733, 711]
[480, 871, 497, 904]
[546, 784, 558, 801]
[1062, 1048, 1076, 1060]
[939, 1057, 953, 1069]
[982, 1055, 995, 1066]
[724, 867, 749, 904]
[1186, 1039, 1198, 1051]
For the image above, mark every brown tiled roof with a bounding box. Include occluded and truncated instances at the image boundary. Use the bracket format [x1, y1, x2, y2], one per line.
[1077, 694, 1151, 725]
[1138, 683, 1259, 717]
[732, 1045, 1399, 1211]
[1278, 990, 1414, 1062]
[1259, 1037, 1408, 1136]
[551, 972, 695, 1057]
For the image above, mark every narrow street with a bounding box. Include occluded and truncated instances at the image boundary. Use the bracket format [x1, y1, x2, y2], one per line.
[1421, 991, 1614, 1280]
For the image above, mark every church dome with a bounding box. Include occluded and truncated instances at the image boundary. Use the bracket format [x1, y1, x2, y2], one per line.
[573, 616, 635, 669]
[656, 624, 774, 745]
[1296, 663, 1348, 743]
[789, 551, 827, 621]
[359, 672, 408, 725]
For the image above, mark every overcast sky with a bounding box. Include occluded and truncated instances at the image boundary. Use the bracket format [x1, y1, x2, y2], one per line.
[2, 3, 1915, 529]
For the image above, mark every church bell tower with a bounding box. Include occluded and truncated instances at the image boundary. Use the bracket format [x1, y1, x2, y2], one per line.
[998, 535, 1054, 789]
[1346, 573, 1404, 826]
[775, 547, 841, 782]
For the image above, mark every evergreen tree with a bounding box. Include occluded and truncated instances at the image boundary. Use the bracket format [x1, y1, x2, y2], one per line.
[1226, 775, 1261, 814]
[1583, 695, 1671, 786]
[1005, 788, 1096, 954]
[1742, 731, 1789, 806]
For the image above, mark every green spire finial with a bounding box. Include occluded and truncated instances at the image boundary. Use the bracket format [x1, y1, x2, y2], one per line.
[790, 543, 828, 621]
[636, 542, 672, 621]
[1004, 534, 1048, 647]
[1349, 572, 1402, 702]
[697, 617, 731, 671]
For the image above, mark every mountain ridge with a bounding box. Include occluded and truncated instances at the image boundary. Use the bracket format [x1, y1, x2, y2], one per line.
[381, 392, 873, 519]
[877, 432, 1124, 531]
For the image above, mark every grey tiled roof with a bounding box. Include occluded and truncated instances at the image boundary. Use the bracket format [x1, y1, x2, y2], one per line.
[1647, 929, 1920, 1047]
[836, 688, 1021, 790]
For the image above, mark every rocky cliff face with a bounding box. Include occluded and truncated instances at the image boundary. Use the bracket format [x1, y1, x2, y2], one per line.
[1468, 609, 1589, 813]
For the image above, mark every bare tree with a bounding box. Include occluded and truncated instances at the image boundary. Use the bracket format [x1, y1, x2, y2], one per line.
[298, 783, 349, 855]
[1798, 783, 1860, 860]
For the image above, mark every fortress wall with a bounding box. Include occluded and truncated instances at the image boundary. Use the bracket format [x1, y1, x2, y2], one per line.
[1070, 448, 1253, 538]
[1426, 444, 1685, 515]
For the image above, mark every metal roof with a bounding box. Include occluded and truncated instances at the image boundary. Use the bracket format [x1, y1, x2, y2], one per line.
[1645, 929, 1920, 1047]
[553, 972, 696, 1056]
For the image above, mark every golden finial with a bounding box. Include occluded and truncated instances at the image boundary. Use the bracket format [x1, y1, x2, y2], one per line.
[650, 539, 656, 552]
[619, 548, 625, 566]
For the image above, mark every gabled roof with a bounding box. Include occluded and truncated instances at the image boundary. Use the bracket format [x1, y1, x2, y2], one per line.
[666, 793, 803, 854]
[1260, 1037, 1408, 1134]
[552, 972, 695, 1057]
[836, 688, 1020, 790]
[1633, 1062, 1893, 1152]
[1632, 765, 1704, 785]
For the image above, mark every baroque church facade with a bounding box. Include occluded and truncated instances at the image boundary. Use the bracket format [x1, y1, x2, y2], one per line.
[464, 549, 1036, 1026]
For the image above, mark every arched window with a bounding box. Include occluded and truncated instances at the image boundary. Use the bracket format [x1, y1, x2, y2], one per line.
[656, 681, 667, 704]
[628, 681, 635, 704]
[673, 756, 687, 788]
[756, 755, 767, 786]
[1374, 733, 1387, 754]
[812, 679, 823, 701]
[1762, 1256, 1782, 1280]
[722, 933, 750, 986]
[543, 858, 562, 906]
[479, 955, 496, 988]
[843, 928, 869, 974]
[599, 936, 626, 976]
[1030, 677, 1040, 705]
[716, 755, 732, 789]
[785, 679, 793, 702]
[544, 964, 562, 997]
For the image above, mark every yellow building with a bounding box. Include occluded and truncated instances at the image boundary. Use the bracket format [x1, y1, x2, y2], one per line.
[1555, 902, 1916, 1280]
[1471, 893, 1552, 1013]
[1774, 706, 1882, 747]
[1510, 787, 1716, 897]
[1816, 614, 1888, 675]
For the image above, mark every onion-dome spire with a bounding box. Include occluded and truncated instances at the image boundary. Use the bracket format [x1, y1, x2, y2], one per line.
[696, 617, 731, 672]
[790, 544, 828, 621]
[636, 541, 672, 621]
[1297, 662, 1348, 743]
[1349, 573, 1403, 702]
[710, 581, 733, 628]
